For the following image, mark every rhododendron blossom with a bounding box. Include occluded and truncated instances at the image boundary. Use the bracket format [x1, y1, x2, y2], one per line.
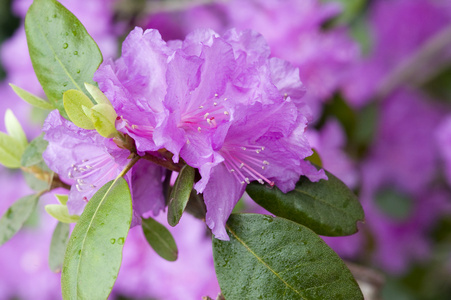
[93, 27, 325, 239]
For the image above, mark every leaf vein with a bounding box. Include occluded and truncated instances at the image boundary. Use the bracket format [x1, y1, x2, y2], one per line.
[226, 225, 307, 300]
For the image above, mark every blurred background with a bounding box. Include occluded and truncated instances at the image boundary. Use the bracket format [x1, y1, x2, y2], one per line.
[1, 0, 451, 299]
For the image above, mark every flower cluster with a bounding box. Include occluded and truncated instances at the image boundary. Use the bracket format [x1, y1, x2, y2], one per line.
[43, 27, 325, 240]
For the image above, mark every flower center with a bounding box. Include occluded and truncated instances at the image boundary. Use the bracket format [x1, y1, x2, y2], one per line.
[181, 93, 230, 133]
[221, 144, 274, 186]
[68, 154, 119, 196]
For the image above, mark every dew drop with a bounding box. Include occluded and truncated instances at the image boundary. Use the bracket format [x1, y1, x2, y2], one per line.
[63, 82, 68, 87]
[73, 51, 78, 55]
[118, 237, 124, 245]
[63, 43, 68, 49]
[110, 238, 116, 244]
[72, 30, 77, 36]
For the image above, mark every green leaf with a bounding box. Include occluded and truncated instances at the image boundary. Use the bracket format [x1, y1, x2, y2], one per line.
[9, 83, 54, 110]
[25, 0, 102, 118]
[49, 222, 70, 273]
[63, 89, 95, 129]
[0, 194, 39, 246]
[22, 164, 53, 191]
[375, 188, 413, 221]
[167, 165, 195, 226]
[5, 109, 27, 148]
[21, 134, 49, 167]
[45, 204, 80, 223]
[0, 131, 24, 168]
[89, 103, 119, 138]
[246, 170, 364, 236]
[213, 214, 363, 300]
[142, 216, 178, 262]
[321, 0, 367, 25]
[61, 178, 132, 299]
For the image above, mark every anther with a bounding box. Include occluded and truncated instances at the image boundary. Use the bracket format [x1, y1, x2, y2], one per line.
[230, 169, 235, 172]
[214, 93, 218, 97]
[241, 147, 247, 150]
[132, 125, 138, 129]
[258, 179, 264, 184]
[199, 105, 204, 109]
[198, 127, 202, 132]
[263, 160, 270, 165]
[213, 102, 217, 106]
[204, 113, 210, 119]
[224, 111, 229, 115]
[239, 163, 244, 168]
[244, 178, 250, 184]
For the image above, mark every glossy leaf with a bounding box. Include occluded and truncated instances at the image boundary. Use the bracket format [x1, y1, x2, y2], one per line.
[213, 214, 363, 300]
[49, 222, 70, 273]
[5, 109, 27, 148]
[142, 216, 178, 262]
[25, 0, 102, 118]
[63, 89, 95, 129]
[61, 178, 132, 299]
[246, 170, 364, 236]
[21, 134, 49, 167]
[9, 83, 55, 110]
[0, 131, 24, 168]
[0, 194, 39, 246]
[167, 165, 195, 226]
[45, 204, 79, 224]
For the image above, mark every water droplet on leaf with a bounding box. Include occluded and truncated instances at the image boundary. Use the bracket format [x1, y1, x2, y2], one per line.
[118, 237, 124, 245]
[73, 51, 78, 55]
[63, 43, 68, 49]
[110, 238, 116, 244]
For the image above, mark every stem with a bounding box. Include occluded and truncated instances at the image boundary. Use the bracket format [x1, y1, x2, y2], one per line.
[375, 24, 451, 100]
[118, 154, 141, 178]
[141, 152, 183, 172]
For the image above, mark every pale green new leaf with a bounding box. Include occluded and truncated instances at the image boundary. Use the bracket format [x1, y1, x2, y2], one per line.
[9, 83, 54, 110]
[5, 109, 28, 148]
[45, 204, 79, 224]
[84, 82, 112, 105]
[0, 132, 24, 168]
[63, 89, 94, 129]
[55, 194, 69, 205]
[89, 103, 119, 138]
